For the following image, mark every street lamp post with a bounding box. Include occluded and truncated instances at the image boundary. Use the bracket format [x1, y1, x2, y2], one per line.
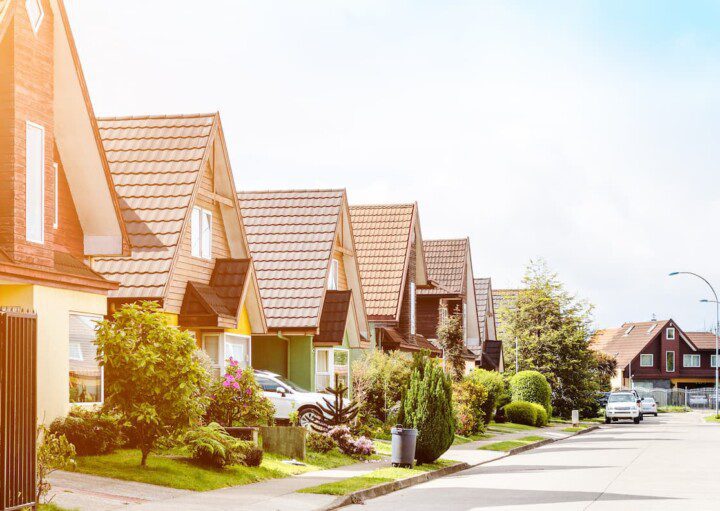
[669, 271, 720, 417]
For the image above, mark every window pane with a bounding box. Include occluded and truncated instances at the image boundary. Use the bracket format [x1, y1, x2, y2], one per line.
[712, 355, 718, 368]
[666, 351, 675, 371]
[26, 122, 44, 243]
[328, 259, 339, 290]
[640, 354, 653, 367]
[334, 349, 348, 367]
[191, 207, 201, 257]
[316, 349, 330, 373]
[201, 210, 212, 259]
[69, 314, 101, 403]
[225, 336, 249, 368]
[316, 374, 331, 392]
[203, 334, 220, 365]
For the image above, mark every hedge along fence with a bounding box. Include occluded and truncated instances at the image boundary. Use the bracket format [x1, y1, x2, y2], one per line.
[509, 371, 552, 416]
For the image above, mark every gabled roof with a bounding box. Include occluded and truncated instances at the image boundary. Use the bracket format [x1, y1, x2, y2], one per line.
[480, 340, 504, 371]
[590, 320, 698, 368]
[685, 332, 719, 351]
[419, 239, 468, 296]
[93, 113, 217, 298]
[475, 277, 492, 339]
[349, 203, 428, 321]
[237, 189, 349, 330]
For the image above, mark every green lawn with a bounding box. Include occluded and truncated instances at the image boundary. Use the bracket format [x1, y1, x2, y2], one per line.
[561, 426, 588, 433]
[38, 504, 77, 511]
[452, 432, 495, 445]
[487, 422, 538, 434]
[704, 414, 720, 423]
[373, 439, 392, 456]
[73, 448, 368, 491]
[478, 435, 547, 452]
[298, 459, 455, 496]
[658, 406, 691, 413]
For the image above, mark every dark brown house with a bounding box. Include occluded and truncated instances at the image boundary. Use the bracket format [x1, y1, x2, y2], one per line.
[591, 319, 718, 390]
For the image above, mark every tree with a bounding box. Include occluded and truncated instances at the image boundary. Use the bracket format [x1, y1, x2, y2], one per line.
[500, 259, 599, 418]
[398, 360, 455, 463]
[437, 307, 465, 382]
[96, 302, 209, 466]
[307, 380, 359, 432]
[592, 350, 618, 391]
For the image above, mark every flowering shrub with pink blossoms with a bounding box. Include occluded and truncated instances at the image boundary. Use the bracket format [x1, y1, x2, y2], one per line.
[327, 426, 375, 457]
[205, 359, 275, 427]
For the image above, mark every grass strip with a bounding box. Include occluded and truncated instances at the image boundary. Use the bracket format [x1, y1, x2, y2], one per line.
[704, 414, 720, 423]
[478, 435, 547, 452]
[39, 505, 78, 511]
[561, 426, 588, 433]
[73, 448, 371, 491]
[298, 459, 455, 496]
[453, 432, 495, 445]
[487, 421, 538, 434]
[658, 406, 690, 413]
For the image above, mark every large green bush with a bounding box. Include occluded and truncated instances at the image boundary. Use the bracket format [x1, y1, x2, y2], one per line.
[351, 350, 412, 423]
[530, 403, 548, 426]
[49, 407, 124, 455]
[183, 422, 256, 468]
[503, 401, 538, 426]
[398, 360, 455, 463]
[453, 378, 488, 436]
[96, 302, 210, 466]
[510, 370, 552, 415]
[469, 369, 506, 424]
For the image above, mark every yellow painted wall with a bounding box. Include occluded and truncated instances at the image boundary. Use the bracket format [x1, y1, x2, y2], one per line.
[0, 284, 107, 424]
[163, 312, 179, 326]
[226, 305, 252, 336]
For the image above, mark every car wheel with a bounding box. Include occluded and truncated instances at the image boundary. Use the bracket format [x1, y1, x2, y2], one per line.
[605, 417, 611, 424]
[633, 417, 640, 424]
[654, 413, 658, 417]
[298, 406, 322, 429]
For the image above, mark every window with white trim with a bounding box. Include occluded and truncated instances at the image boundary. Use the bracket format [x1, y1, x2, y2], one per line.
[69, 314, 103, 404]
[683, 354, 701, 368]
[712, 354, 718, 368]
[25, 122, 44, 244]
[191, 206, 212, 259]
[409, 281, 416, 335]
[328, 258, 339, 290]
[666, 327, 676, 340]
[53, 163, 58, 229]
[666, 351, 675, 372]
[202, 333, 251, 376]
[202, 333, 222, 378]
[315, 347, 350, 393]
[224, 334, 251, 369]
[639, 354, 653, 367]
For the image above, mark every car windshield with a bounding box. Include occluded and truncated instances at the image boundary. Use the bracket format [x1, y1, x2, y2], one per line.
[274, 376, 309, 393]
[608, 394, 635, 403]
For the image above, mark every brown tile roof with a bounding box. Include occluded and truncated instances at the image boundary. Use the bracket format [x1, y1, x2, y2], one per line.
[685, 332, 718, 351]
[474, 277, 492, 339]
[419, 239, 468, 296]
[479, 340, 503, 370]
[54, 251, 109, 283]
[93, 113, 216, 298]
[349, 204, 415, 320]
[590, 320, 671, 368]
[377, 327, 442, 355]
[316, 290, 352, 344]
[237, 189, 344, 330]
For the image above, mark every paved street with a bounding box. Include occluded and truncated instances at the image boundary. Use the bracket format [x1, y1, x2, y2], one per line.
[345, 412, 720, 511]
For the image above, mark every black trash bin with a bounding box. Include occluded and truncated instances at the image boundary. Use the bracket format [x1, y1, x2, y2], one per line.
[390, 425, 417, 468]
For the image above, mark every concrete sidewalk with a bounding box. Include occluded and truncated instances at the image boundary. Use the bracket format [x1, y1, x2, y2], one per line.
[48, 422, 586, 511]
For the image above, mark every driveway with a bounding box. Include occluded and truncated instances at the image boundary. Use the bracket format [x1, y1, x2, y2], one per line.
[344, 412, 720, 510]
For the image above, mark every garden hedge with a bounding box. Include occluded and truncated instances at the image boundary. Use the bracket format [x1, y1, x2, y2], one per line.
[510, 370, 552, 416]
[503, 401, 538, 426]
[531, 403, 548, 426]
[469, 369, 506, 424]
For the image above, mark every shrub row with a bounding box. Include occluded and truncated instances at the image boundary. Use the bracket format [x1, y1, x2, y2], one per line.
[503, 400, 548, 427]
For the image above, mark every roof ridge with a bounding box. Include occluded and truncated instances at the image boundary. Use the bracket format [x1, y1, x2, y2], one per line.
[97, 112, 217, 121]
[238, 188, 346, 195]
[424, 238, 468, 243]
[350, 203, 415, 209]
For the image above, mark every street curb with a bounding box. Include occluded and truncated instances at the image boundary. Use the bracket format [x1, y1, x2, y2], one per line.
[320, 424, 600, 510]
[323, 461, 470, 511]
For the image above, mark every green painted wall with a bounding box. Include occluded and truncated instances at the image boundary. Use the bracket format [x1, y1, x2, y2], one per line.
[288, 335, 314, 391]
[251, 335, 288, 377]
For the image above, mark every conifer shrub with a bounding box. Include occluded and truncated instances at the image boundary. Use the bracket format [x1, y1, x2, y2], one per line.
[503, 401, 538, 426]
[398, 360, 455, 463]
[510, 370, 552, 415]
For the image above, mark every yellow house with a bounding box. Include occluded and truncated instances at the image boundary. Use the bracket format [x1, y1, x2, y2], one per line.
[0, 0, 130, 422]
[92, 112, 267, 376]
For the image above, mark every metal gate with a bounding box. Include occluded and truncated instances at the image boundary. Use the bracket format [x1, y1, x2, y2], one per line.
[0, 309, 37, 511]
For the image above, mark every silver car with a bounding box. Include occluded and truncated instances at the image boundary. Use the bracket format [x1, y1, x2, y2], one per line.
[641, 397, 658, 416]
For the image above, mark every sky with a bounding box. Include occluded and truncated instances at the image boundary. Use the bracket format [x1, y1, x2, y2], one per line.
[65, 0, 720, 331]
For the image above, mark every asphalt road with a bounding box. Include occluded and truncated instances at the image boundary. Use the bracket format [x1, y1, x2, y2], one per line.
[344, 412, 720, 510]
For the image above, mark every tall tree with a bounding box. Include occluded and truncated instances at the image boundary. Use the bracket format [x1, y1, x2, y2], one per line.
[499, 259, 598, 418]
[436, 307, 465, 382]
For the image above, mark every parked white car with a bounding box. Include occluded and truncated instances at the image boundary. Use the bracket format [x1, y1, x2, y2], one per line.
[641, 397, 658, 416]
[688, 394, 709, 407]
[605, 392, 641, 424]
[255, 370, 335, 427]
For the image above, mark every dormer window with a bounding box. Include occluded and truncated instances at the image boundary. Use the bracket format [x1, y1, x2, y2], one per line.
[328, 259, 339, 290]
[191, 206, 212, 259]
[666, 327, 676, 340]
[25, 0, 44, 34]
[624, 325, 634, 336]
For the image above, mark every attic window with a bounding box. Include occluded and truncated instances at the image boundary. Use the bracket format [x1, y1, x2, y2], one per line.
[25, 0, 44, 34]
[328, 259, 339, 290]
[191, 206, 212, 259]
[624, 325, 634, 336]
[666, 327, 676, 340]
[647, 324, 656, 334]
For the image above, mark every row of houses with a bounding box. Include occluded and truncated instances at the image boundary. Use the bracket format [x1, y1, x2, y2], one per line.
[0, 0, 506, 423]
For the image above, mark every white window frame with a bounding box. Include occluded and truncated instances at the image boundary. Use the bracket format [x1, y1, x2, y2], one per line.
[666, 327, 676, 340]
[328, 259, 339, 290]
[409, 281, 416, 335]
[666, 351, 675, 372]
[712, 354, 718, 368]
[53, 163, 58, 229]
[202, 332, 251, 373]
[683, 354, 701, 368]
[191, 206, 212, 259]
[224, 333, 251, 369]
[25, 0, 44, 34]
[25, 121, 45, 244]
[639, 354, 653, 367]
[315, 347, 350, 392]
[69, 313, 104, 406]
